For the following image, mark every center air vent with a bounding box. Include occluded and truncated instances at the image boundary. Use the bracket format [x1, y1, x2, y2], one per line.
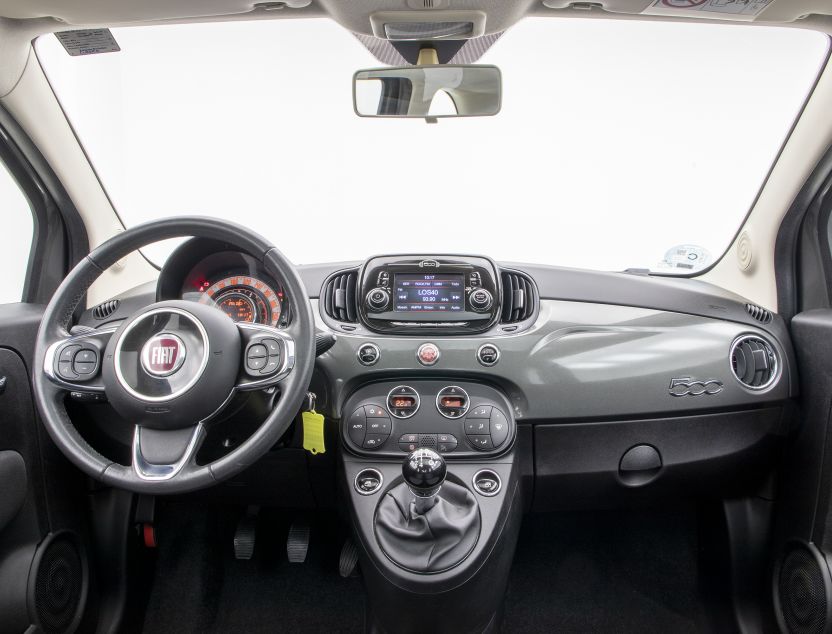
[321, 269, 358, 323]
[730, 335, 778, 390]
[500, 270, 537, 324]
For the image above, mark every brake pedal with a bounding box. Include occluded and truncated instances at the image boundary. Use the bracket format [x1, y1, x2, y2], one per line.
[339, 539, 359, 578]
[287, 519, 310, 563]
[234, 507, 259, 560]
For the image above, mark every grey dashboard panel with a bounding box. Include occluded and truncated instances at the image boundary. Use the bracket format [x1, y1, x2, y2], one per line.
[315, 299, 793, 422]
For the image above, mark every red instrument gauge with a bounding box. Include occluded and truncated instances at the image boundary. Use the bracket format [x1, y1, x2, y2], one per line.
[198, 276, 281, 327]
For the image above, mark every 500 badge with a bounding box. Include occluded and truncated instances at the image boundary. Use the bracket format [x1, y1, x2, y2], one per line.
[668, 377, 723, 397]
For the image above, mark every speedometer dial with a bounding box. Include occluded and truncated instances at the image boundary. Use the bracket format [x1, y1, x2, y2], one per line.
[198, 276, 282, 326]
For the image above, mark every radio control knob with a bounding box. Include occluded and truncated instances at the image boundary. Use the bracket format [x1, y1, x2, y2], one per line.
[366, 288, 390, 312]
[469, 288, 493, 312]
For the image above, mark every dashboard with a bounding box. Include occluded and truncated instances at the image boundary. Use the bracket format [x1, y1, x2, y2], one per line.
[78, 238, 798, 507]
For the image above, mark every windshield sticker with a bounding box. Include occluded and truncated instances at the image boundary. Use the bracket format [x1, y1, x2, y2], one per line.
[657, 245, 712, 272]
[55, 30, 121, 57]
[646, 0, 773, 19]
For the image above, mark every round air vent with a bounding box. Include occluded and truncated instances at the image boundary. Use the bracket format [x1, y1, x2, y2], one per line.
[730, 335, 778, 390]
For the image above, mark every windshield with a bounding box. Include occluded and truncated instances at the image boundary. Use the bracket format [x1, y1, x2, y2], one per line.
[36, 18, 829, 273]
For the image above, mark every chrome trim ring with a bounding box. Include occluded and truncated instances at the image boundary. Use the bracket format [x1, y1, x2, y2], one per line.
[354, 468, 384, 496]
[729, 333, 780, 393]
[387, 385, 420, 419]
[435, 385, 470, 419]
[416, 342, 440, 366]
[476, 343, 501, 367]
[472, 469, 502, 497]
[113, 307, 210, 403]
[357, 342, 381, 366]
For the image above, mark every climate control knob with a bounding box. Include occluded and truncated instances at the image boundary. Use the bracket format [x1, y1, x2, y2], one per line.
[469, 288, 493, 312]
[366, 288, 390, 312]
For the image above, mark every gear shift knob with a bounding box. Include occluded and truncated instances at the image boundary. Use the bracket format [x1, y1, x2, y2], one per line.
[403, 448, 446, 512]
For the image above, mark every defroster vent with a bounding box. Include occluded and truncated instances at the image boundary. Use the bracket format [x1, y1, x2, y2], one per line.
[745, 303, 773, 324]
[500, 270, 537, 324]
[731, 335, 778, 390]
[321, 269, 359, 323]
[91, 299, 120, 320]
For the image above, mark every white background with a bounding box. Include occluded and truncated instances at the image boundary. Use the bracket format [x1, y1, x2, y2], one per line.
[19, 17, 832, 296]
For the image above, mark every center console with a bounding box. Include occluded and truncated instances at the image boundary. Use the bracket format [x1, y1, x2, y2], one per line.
[339, 380, 522, 634]
[359, 255, 501, 334]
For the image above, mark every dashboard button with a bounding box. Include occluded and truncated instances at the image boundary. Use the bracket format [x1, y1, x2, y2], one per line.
[490, 408, 509, 447]
[437, 434, 458, 453]
[357, 343, 380, 366]
[467, 405, 492, 419]
[477, 344, 500, 367]
[363, 434, 387, 449]
[468, 435, 493, 451]
[469, 289, 493, 311]
[365, 405, 388, 418]
[465, 418, 490, 435]
[347, 408, 367, 445]
[367, 418, 391, 434]
[417, 343, 440, 366]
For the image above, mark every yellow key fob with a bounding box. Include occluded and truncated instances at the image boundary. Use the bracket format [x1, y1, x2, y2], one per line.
[302, 410, 326, 455]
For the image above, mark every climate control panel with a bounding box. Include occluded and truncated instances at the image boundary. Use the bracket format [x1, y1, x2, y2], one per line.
[341, 380, 515, 458]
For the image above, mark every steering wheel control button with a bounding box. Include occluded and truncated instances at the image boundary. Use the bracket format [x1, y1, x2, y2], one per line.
[490, 408, 509, 447]
[436, 385, 469, 418]
[246, 355, 267, 371]
[355, 468, 383, 496]
[75, 349, 98, 364]
[477, 344, 500, 367]
[416, 343, 440, 366]
[366, 288, 390, 312]
[347, 408, 367, 445]
[469, 288, 493, 312]
[262, 338, 280, 356]
[437, 434, 458, 453]
[59, 345, 81, 363]
[357, 343, 380, 366]
[473, 469, 502, 497]
[468, 435, 494, 451]
[73, 361, 96, 375]
[57, 361, 78, 380]
[387, 386, 420, 419]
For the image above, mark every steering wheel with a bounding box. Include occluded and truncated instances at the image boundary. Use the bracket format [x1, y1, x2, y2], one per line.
[32, 217, 316, 494]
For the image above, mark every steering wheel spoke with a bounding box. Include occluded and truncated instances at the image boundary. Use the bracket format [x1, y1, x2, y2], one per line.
[235, 322, 296, 391]
[43, 326, 117, 393]
[132, 424, 206, 481]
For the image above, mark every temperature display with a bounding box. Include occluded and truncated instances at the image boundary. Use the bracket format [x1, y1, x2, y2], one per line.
[394, 274, 464, 312]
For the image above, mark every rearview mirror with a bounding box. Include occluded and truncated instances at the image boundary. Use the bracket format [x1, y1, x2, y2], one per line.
[353, 65, 501, 119]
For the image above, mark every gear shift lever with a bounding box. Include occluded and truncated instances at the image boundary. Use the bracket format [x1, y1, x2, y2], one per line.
[402, 448, 446, 514]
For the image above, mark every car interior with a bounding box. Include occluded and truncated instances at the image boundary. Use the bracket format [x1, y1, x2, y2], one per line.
[3, 1, 832, 633]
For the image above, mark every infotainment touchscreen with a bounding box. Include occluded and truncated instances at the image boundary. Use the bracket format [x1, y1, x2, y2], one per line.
[394, 274, 464, 312]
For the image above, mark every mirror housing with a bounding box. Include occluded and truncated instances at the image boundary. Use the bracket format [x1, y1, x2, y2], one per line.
[353, 65, 502, 119]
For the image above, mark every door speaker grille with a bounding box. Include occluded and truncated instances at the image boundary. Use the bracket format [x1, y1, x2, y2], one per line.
[775, 541, 832, 634]
[29, 531, 87, 634]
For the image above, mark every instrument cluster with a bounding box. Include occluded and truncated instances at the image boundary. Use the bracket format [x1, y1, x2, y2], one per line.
[157, 240, 290, 328]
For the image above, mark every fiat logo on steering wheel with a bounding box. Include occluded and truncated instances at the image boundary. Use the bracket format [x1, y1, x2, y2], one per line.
[141, 333, 187, 377]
